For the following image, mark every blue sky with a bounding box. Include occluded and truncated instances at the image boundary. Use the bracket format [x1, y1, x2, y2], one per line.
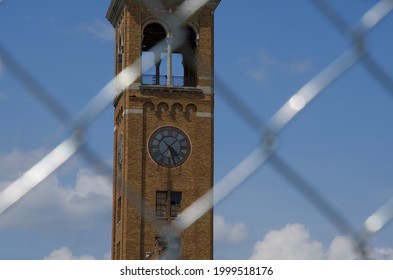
[1, 0, 393, 260]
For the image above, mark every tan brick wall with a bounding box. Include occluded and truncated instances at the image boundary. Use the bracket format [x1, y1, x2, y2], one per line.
[109, 0, 219, 260]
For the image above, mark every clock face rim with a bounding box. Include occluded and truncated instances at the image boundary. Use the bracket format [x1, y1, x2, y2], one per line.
[148, 126, 191, 168]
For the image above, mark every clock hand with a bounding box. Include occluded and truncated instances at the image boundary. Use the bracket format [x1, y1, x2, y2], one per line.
[170, 149, 176, 165]
[162, 141, 176, 162]
[160, 141, 171, 156]
[168, 146, 179, 164]
[173, 147, 180, 158]
[168, 145, 175, 156]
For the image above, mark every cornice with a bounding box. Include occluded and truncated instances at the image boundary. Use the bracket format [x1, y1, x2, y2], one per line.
[106, 0, 126, 27]
[106, 0, 220, 27]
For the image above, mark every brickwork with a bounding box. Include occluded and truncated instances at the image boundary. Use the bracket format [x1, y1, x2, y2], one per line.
[107, 0, 219, 260]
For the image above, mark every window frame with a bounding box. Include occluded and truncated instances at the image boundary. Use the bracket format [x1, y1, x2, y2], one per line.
[156, 191, 168, 217]
[155, 190, 182, 218]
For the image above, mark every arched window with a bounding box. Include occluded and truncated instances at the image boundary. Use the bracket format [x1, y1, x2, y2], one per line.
[142, 23, 167, 85]
[141, 22, 198, 87]
[117, 28, 124, 73]
[174, 25, 197, 87]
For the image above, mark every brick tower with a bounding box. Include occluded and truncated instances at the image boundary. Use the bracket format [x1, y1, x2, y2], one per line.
[106, 0, 220, 259]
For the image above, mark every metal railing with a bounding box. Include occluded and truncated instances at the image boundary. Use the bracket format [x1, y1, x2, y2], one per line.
[141, 74, 185, 87]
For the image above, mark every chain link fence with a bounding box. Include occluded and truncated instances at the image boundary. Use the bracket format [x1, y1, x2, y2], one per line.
[1, 0, 393, 259]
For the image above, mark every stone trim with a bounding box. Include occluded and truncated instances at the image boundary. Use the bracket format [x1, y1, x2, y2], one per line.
[124, 109, 144, 115]
[196, 112, 213, 118]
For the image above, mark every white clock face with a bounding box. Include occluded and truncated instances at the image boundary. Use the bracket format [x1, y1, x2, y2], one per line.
[148, 126, 191, 167]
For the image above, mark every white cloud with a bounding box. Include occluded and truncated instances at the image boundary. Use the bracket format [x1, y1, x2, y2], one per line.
[242, 49, 273, 86]
[250, 223, 393, 260]
[214, 215, 248, 244]
[0, 148, 48, 181]
[248, 69, 269, 85]
[243, 48, 313, 85]
[372, 247, 393, 259]
[327, 237, 393, 260]
[0, 148, 112, 231]
[288, 59, 313, 74]
[73, 167, 112, 198]
[327, 235, 357, 259]
[250, 223, 324, 259]
[44, 247, 94, 260]
[78, 20, 113, 41]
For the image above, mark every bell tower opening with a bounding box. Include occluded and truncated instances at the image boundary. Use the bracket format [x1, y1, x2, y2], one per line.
[141, 22, 197, 87]
[175, 25, 198, 87]
[142, 22, 167, 85]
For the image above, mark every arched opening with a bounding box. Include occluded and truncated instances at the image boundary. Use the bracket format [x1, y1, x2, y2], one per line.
[116, 29, 124, 73]
[174, 25, 197, 87]
[142, 22, 167, 85]
[141, 23, 198, 87]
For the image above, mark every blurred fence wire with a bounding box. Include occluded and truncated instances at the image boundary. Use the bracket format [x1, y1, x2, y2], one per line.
[1, 0, 393, 259]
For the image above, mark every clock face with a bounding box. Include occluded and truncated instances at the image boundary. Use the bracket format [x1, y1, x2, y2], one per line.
[148, 126, 191, 167]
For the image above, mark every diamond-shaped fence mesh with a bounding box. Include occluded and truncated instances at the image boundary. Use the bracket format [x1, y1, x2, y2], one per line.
[1, 0, 393, 259]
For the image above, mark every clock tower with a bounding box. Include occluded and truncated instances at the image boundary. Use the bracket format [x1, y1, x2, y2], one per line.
[106, 0, 220, 259]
